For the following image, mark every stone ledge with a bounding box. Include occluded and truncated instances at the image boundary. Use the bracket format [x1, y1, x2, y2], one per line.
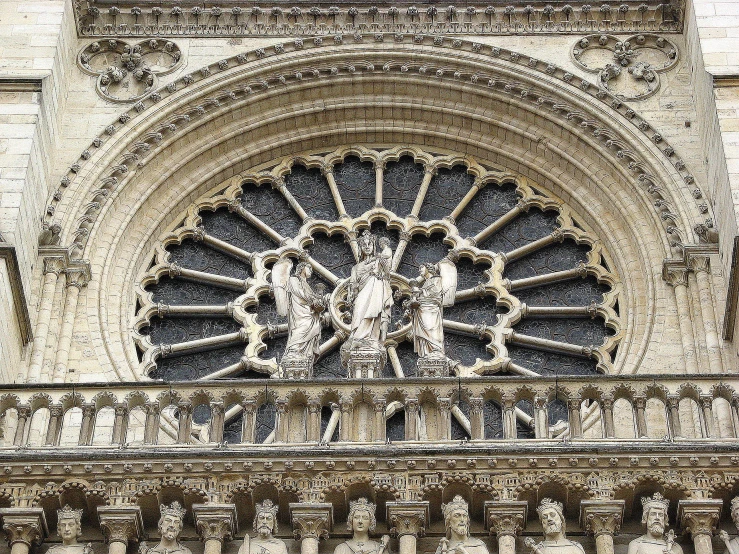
[0, 242, 33, 345]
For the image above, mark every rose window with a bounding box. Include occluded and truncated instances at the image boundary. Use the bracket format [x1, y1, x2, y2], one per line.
[134, 146, 621, 381]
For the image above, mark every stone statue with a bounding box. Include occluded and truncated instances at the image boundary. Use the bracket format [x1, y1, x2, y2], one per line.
[237, 500, 287, 554]
[435, 496, 489, 554]
[721, 497, 739, 554]
[273, 259, 327, 378]
[47, 505, 93, 554]
[524, 499, 584, 554]
[627, 494, 682, 554]
[334, 498, 389, 554]
[341, 231, 394, 374]
[140, 502, 192, 554]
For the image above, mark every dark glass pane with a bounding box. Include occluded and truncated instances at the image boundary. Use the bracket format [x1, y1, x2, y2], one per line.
[143, 317, 241, 345]
[201, 209, 275, 252]
[506, 344, 599, 375]
[333, 156, 375, 217]
[193, 404, 212, 425]
[397, 232, 449, 278]
[548, 398, 569, 427]
[455, 183, 519, 238]
[480, 209, 560, 254]
[259, 334, 287, 362]
[484, 400, 503, 439]
[386, 411, 405, 442]
[516, 399, 535, 439]
[320, 406, 340, 442]
[241, 182, 302, 238]
[150, 344, 246, 380]
[383, 156, 425, 216]
[504, 240, 591, 280]
[445, 332, 491, 366]
[516, 277, 610, 307]
[455, 257, 491, 289]
[252, 296, 286, 326]
[419, 165, 474, 221]
[285, 165, 339, 221]
[513, 317, 613, 347]
[167, 240, 251, 279]
[444, 296, 502, 327]
[393, 340, 418, 377]
[255, 403, 276, 443]
[306, 232, 355, 280]
[314, 329, 347, 379]
[146, 276, 239, 305]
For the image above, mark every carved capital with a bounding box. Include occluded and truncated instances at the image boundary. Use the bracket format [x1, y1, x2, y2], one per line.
[386, 501, 429, 538]
[0, 508, 48, 548]
[65, 266, 90, 289]
[97, 506, 144, 545]
[484, 501, 527, 538]
[688, 254, 710, 274]
[469, 397, 484, 413]
[289, 503, 333, 541]
[192, 504, 238, 543]
[663, 263, 688, 287]
[42, 256, 66, 276]
[677, 500, 723, 538]
[579, 500, 624, 537]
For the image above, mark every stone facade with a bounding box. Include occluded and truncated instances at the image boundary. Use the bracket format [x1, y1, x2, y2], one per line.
[2, 1, 739, 554]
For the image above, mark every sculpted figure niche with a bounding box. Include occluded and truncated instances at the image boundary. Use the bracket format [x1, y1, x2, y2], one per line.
[334, 498, 390, 554]
[140, 502, 192, 554]
[436, 496, 489, 554]
[721, 498, 739, 554]
[341, 231, 394, 376]
[238, 500, 288, 554]
[628, 494, 681, 554]
[273, 259, 327, 379]
[524, 499, 584, 554]
[47, 505, 93, 554]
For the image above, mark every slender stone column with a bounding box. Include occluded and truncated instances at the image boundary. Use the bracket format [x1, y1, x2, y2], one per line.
[601, 395, 615, 438]
[339, 403, 352, 442]
[52, 266, 90, 383]
[579, 500, 624, 554]
[290, 503, 333, 554]
[667, 396, 682, 438]
[276, 400, 289, 443]
[664, 266, 698, 373]
[111, 404, 129, 445]
[387, 502, 429, 554]
[97, 506, 144, 554]
[485, 501, 527, 554]
[502, 399, 516, 439]
[193, 504, 238, 554]
[79, 403, 96, 445]
[144, 403, 161, 444]
[13, 406, 30, 446]
[241, 401, 256, 443]
[44, 404, 63, 446]
[568, 400, 583, 438]
[210, 403, 225, 443]
[700, 396, 714, 438]
[27, 256, 65, 383]
[307, 401, 321, 442]
[0, 508, 48, 554]
[373, 400, 386, 443]
[469, 397, 484, 440]
[438, 399, 452, 440]
[678, 500, 723, 554]
[405, 399, 418, 440]
[634, 397, 648, 438]
[534, 397, 547, 438]
[689, 255, 723, 372]
[177, 402, 193, 443]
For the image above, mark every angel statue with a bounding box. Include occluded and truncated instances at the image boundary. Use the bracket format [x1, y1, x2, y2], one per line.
[272, 258, 327, 378]
[408, 256, 457, 376]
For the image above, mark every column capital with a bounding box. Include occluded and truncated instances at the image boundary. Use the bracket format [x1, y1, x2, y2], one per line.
[663, 261, 689, 287]
[678, 500, 723, 538]
[386, 501, 429, 538]
[97, 506, 144, 545]
[289, 503, 333, 541]
[192, 504, 238, 543]
[0, 508, 48, 548]
[579, 500, 625, 537]
[484, 501, 527, 537]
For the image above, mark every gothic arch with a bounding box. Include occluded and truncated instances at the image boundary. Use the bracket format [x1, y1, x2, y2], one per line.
[46, 36, 707, 381]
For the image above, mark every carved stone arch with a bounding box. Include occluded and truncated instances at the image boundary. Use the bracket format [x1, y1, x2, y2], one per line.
[611, 384, 637, 402]
[156, 390, 182, 407]
[0, 393, 20, 414]
[188, 389, 215, 406]
[645, 383, 670, 401]
[59, 392, 84, 411]
[29, 392, 53, 411]
[677, 383, 703, 401]
[124, 390, 150, 409]
[711, 383, 735, 401]
[578, 384, 604, 402]
[47, 37, 708, 382]
[91, 391, 118, 409]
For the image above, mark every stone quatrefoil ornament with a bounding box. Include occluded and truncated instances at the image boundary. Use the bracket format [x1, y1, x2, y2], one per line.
[571, 34, 678, 100]
[78, 39, 182, 103]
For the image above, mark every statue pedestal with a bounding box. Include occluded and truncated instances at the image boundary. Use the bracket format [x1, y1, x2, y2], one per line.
[416, 356, 449, 377]
[281, 358, 312, 379]
[348, 348, 384, 378]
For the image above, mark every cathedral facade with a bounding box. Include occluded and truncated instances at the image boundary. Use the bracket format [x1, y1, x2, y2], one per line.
[1, 1, 739, 554]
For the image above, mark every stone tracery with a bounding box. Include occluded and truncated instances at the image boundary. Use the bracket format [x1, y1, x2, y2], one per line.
[133, 146, 621, 381]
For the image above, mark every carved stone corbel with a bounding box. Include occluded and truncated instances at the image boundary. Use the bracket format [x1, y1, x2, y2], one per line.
[192, 504, 238, 554]
[97, 505, 144, 554]
[579, 500, 624, 554]
[0, 508, 48, 554]
[289, 503, 332, 554]
[387, 501, 429, 554]
[484, 501, 527, 554]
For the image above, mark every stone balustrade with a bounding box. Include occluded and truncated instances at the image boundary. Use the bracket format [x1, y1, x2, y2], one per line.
[1, 375, 738, 449]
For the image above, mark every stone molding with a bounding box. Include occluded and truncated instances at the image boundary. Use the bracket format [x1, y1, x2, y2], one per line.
[0, 241, 32, 344]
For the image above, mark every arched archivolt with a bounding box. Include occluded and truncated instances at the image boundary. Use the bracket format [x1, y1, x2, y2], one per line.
[46, 36, 708, 382]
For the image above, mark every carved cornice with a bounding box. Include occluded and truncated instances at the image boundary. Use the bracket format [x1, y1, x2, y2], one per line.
[72, 1, 681, 38]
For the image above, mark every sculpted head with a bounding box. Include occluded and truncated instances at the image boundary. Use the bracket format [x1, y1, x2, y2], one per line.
[378, 237, 390, 250]
[295, 261, 312, 279]
[420, 263, 439, 279]
[253, 500, 279, 537]
[359, 231, 375, 259]
[537, 498, 566, 537]
[57, 505, 83, 545]
[443, 496, 470, 539]
[347, 498, 377, 534]
[158, 502, 186, 542]
[641, 494, 670, 538]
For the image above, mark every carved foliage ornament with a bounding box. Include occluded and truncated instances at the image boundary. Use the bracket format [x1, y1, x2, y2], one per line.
[571, 34, 678, 100]
[78, 39, 182, 103]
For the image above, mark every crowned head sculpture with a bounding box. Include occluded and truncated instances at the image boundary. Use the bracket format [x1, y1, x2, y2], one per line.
[640, 493, 669, 524]
[537, 498, 567, 535]
[57, 505, 84, 543]
[442, 496, 470, 538]
[347, 498, 377, 533]
[253, 500, 280, 534]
